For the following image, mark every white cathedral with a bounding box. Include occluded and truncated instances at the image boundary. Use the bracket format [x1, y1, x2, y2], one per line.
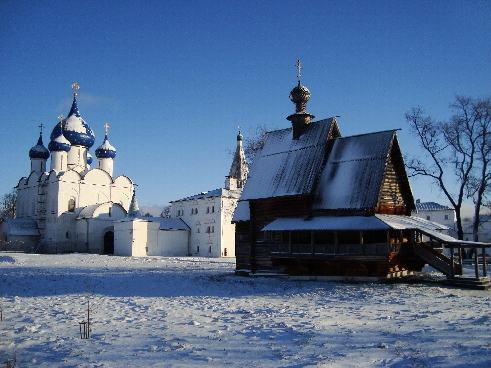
[0, 83, 248, 257]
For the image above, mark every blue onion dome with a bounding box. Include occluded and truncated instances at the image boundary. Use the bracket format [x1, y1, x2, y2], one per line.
[29, 133, 50, 159]
[95, 135, 117, 159]
[62, 93, 96, 148]
[49, 121, 71, 152]
[87, 152, 93, 165]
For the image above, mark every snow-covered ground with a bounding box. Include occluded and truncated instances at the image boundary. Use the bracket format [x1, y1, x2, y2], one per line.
[1, 253, 490, 367]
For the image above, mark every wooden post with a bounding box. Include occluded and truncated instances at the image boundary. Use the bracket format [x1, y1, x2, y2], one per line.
[482, 247, 488, 277]
[474, 248, 480, 279]
[450, 246, 455, 278]
[310, 230, 314, 254]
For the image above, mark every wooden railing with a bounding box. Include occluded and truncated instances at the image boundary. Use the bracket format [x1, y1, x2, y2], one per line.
[270, 242, 411, 256]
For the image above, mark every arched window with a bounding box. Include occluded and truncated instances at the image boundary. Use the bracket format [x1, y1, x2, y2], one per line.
[68, 198, 75, 212]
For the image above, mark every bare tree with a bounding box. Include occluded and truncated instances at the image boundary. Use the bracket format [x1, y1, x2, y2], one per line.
[243, 124, 271, 165]
[160, 205, 171, 218]
[0, 189, 17, 219]
[406, 96, 491, 241]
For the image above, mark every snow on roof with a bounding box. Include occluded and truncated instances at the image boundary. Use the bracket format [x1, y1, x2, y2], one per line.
[262, 214, 479, 246]
[312, 130, 395, 210]
[171, 188, 241, 202]
[415, 202, 453, 211]
[262, 215, 389, 231]
[142, 217, 190, 231]
[240, 118, 335, 201]
[232, 200, 250, 222]
[78, 203, 106, 219]
[2, 218, 39, 236]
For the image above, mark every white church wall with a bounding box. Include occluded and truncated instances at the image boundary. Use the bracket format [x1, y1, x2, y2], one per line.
[155, 230, 189, 256]
[114, 219, 149, 256]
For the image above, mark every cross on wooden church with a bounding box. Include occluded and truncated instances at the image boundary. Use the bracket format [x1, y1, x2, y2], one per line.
[295, 60, 302, 81]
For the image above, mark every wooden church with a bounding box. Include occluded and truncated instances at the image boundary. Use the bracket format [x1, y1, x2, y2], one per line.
[233, 61, 475, 281]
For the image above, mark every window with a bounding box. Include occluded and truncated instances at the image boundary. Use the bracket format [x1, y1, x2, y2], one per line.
[426, 216, 430, 221]
[212, 206, 215, 213]
[197, 246, 200, 253]
[206, 226, 210, 233]
[212, 226, 214, 233]
[224, 248, 227, 256]
[206, 207, 210, 214]
[109, 207, 112, 217]
[209, 246, 212, 253]
[197, 228, 200, 233]
[68, 198, 75, 212]
[445, 215, 449, 220]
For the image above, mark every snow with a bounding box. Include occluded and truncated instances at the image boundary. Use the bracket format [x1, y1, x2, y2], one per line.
[1, 253, 491, 367]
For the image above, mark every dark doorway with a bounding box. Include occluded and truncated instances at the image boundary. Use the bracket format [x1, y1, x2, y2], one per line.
[103, 231, 114, 254]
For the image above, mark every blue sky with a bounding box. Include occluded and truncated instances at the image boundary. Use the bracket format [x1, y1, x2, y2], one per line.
[1, 0, 490, 214]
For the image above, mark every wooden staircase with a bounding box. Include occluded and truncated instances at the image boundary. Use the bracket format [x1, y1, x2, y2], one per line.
[414, 243, 490, 290]
[444, 276, 491, 290]
[413, 242, 462, 276]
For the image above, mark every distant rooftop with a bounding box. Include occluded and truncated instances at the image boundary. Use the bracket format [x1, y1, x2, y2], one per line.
[415, 201, 453, 212]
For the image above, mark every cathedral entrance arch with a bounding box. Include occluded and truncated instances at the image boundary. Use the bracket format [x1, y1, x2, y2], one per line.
[103, 231, 114, 254]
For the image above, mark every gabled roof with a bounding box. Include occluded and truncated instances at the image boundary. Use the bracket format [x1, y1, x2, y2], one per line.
[415, 202, 453, 212]
[240, 118, 336, 201]
[312, 130, 396, 210]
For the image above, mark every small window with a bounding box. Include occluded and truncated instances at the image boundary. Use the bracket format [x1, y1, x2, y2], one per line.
[68, 198, 75, 212]
[207, 207, 210, 214]
[109, 207, 112, 217]
[445, 215, 449, 220]
[224, 248, 227, 256]
[197, 228, 200, 233]
[211, 226, 214, 233]
[66, 231, 70, 239]
[212, 206, 215, 213]
[207, 226, 210, 233]
[195, 208, 198, 214]
[426, 216, 430, 221]
[209, 246, 212, 253]
[197, 246, 200, 253]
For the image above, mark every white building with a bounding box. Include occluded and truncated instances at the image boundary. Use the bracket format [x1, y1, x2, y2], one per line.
[170, 132, 249, 257]
[1, 84, 135, 253]
[411, 200, 457, 238]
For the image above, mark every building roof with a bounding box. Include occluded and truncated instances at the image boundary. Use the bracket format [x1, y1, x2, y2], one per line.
[145, 217, 190, 231]
[1, 218, 39, 236]
[240, 118, 337, 201]
[232, 200, 249, 222]
[415, 202, 453, 212]
[171, 188, 241, 202]
[312, 130, 399, 210]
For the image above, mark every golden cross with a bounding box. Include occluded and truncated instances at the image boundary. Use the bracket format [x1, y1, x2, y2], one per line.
[295, 60, 302, 81]
[58, 114, 64, 127]
[104, 122, 110, 135]
[71, 82, 80, 95]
